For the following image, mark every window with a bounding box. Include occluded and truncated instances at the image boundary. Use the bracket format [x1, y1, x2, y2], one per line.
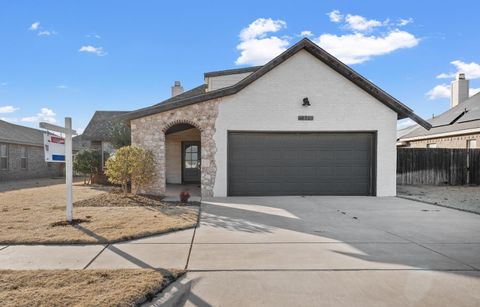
[20, 146, 27, 169]
[184, 145, 199, 169]
[0, 144, 7, 169]
[427, 143, 437, 148]
[467, 139, 477, 149]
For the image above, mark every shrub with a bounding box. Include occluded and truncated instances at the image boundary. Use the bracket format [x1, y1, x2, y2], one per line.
[73, 149, 102, 184]
[105, 146, 155, 196]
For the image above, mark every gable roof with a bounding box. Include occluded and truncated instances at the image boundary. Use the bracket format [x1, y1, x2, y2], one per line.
[82, 111, 130, 141]
[0, 120, 45, 146]
[122, 38, 431, 130]
[401, 92, 480, 140]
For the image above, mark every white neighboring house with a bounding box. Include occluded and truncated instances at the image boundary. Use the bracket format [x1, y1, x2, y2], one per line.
[122, 39, 430, 197]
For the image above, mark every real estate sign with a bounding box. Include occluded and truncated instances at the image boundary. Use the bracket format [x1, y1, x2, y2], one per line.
[43, 133, 65, 162]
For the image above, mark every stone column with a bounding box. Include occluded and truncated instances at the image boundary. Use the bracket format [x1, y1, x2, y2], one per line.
[201, 128, 216, 197]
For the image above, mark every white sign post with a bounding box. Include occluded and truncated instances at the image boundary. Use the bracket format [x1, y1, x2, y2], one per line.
[40, 118, 76, 223]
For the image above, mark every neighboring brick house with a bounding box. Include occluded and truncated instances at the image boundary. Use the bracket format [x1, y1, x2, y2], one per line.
[121, 38, 430, 197]
[74, 111, 129, 168]
[399, 74, 479, 149]
[0, 120, 62, 181]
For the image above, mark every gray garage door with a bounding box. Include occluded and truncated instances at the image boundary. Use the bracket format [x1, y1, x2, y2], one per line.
[228, 132, 375, 196]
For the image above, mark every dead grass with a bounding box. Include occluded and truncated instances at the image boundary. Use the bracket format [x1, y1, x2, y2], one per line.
[0, 178, 199, 244]
[0, 268, 183, 307]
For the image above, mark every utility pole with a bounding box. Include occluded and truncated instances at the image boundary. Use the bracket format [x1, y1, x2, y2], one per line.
[40, 118, 76, 222]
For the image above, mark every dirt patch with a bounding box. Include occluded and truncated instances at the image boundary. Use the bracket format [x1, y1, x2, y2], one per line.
[75, 191, 200, 207]
[50, 218, 90, 227]
[0, 178, 199, 244]
[0, 268, 183, 307]
[397, 185, 480, 214]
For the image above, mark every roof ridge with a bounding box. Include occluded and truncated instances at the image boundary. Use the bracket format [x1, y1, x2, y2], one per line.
[122, 38, 430, 130]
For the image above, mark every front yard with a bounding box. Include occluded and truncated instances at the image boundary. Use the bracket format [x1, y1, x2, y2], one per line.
[0, 178, 199, 244]
[0, 268, 183, 307]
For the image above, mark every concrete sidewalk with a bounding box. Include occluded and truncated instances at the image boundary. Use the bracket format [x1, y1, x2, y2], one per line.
[0, 228, 194, 270]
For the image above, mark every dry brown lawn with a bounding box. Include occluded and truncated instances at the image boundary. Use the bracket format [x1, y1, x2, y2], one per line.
[0, 268, 183, 307]
[0, 178, 199, 244]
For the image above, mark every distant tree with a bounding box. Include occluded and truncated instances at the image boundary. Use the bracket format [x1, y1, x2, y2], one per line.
[105, 146, 155, 196]
[109, 122, 131, 149]
[73, 149, 102, 184]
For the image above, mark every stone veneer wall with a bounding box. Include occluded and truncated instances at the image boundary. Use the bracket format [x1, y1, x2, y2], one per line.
[131, 99, 220, 197]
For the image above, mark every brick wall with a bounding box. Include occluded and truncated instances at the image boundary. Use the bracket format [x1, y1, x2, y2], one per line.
[0, 143, 63, 182]
[407, 133, 480, 149]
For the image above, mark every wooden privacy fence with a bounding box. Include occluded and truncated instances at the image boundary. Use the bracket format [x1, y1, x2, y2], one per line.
[397, 148, 480, 185]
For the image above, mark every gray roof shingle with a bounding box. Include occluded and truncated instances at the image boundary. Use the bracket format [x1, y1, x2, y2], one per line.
[82, 111, 130, 141]
[0, 120, 45, 146]
[401, 92, 480, 140]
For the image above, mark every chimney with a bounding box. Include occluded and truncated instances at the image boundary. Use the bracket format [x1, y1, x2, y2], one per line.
[451, 73, 469, 108]
[171, 81, 184, 97]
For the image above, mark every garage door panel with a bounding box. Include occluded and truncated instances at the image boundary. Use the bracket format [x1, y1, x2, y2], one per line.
[228, 132, 374, 196]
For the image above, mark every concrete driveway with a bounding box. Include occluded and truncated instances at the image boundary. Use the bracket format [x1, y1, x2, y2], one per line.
[149, 196, 480, 307]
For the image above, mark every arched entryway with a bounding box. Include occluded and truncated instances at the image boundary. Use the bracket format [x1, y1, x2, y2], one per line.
[164, 122, 201, 200]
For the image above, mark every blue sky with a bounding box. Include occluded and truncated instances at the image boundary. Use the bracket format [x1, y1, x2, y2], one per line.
[1, 0, 479, 132]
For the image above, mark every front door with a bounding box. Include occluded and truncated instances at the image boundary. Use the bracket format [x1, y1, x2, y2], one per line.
[182, 141, 201, 183]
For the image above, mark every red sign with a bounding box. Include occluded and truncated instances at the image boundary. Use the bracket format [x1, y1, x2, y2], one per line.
[50, 136, 65, 144]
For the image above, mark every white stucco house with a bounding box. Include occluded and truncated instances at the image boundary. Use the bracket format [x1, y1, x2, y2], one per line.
[122, 39, 430, 197]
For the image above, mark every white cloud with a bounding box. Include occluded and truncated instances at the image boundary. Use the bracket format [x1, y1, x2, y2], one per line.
[436, 73, 454, 79]
[86, 33, 101, 39]
[239, 18, 286, 41]
[436, 60, 480, 80]
[79, 45, 107, 56]
[450, 60, 480, 79]
[0, 105, 18, 113]
[38, 30, 57, 36]
[236, 18, 289, 65]
[345, 14, 382, 32]
[0, 82, 7, 86]
[56, 85, 68, 89]
[315, 30, 419, 64]
[235, 13, 418, 66]
[426, 84, 450, 100]
[21, 108, 57, 124]
[426, 84, 479, 100]
[299, 30, 313, 37]
[398, 18, 413, 26]
[327, 10, 343, 23]
[29, 22, 40, 31]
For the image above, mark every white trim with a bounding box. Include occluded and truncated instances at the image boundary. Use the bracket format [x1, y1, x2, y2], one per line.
[400, 127, 480, 142]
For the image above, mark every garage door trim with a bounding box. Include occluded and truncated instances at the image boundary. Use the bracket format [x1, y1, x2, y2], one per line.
[227, 131, 377, 196]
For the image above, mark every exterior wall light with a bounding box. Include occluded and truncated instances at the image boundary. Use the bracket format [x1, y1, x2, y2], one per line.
[302, 97, 311, 107]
